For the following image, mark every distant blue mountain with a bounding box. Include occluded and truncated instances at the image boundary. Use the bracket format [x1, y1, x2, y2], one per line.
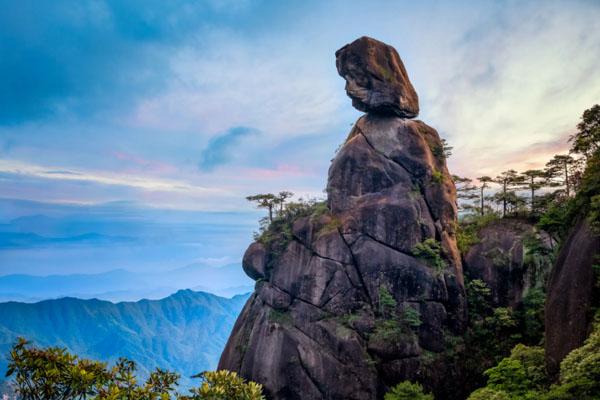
[0, 290, 251, 388]
[0, 264, 254, 302]
[0, 231, 136, 248]
[0, 269, 140, 300]
[0, 201, 258, 281]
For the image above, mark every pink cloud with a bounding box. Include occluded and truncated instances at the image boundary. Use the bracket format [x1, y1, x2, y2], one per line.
[112, 151, 178, 175]
[241, 164, 313, 180]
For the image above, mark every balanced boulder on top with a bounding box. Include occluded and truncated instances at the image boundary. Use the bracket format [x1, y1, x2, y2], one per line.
[335, 36, 419, 118]
[219, 37, 466, 399]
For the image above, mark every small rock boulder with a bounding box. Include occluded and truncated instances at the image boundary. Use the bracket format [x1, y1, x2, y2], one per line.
[242, 242, 267, 280]
[335, 36, 419, 118]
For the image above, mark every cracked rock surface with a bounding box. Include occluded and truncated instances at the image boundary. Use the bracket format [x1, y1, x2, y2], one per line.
[219, 38, 466, 400]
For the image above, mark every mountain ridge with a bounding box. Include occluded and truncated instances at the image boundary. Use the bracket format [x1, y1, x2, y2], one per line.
[0, 264, 253, 302]
[0, 289, 251, 388]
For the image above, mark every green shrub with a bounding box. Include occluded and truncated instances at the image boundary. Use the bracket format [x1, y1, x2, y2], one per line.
[588, 194, 600, 234]
[181, 370, 265, 400]
[268, 309, 293, 326]
[549, 316, 600, 399]
[467, 319, 600, 399]
[537, 199, 571, 243]
[412, 239, 447, 271]
[255, 199, 329, 246]
[456, 227, 479, 255]
[254, 199, 330, 270]
[6, 338, 265, 400]
[371, 319, 406, 342]
[466, 279, 492, 320]
[539, 150, 600, 243]
[467, 387, 511, 400]
[456, 213, 499, 254]
[593, 261, 600, 289]
[401, 306, 422, 328]
[518, 288, 545, 344]
[379, 287, 397, 318]
[478, 344, 546, 399]
[431, 169, 444, 184]
[384, 381, 433, 400]
[428, 138, 452, 161]
[485, 308, 517, 331]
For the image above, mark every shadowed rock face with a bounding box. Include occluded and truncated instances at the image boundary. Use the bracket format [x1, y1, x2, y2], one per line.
[335, 36, 419, 118]
[219, 38, 466, 400]
[464, 219, 553, 308]
[545, 219, 600, 377]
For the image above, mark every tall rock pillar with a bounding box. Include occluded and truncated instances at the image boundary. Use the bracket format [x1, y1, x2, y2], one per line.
[219, 36, 466, 400]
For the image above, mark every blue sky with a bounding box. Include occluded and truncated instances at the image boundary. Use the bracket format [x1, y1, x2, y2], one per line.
[0, 0, 599, 293]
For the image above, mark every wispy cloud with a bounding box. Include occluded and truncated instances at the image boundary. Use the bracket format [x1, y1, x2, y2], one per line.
[128, 33, 346, 136]
[0, 159, 226, 195]
[199, 127, 257, 171]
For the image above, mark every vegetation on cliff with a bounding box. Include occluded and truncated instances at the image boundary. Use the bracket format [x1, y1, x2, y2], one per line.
[284, 101, 600, 398]
[220, 37, 468, 398]
[388, 104, 599, 398]
[458, 104, 600, 399]
[468, 313, 600, 400]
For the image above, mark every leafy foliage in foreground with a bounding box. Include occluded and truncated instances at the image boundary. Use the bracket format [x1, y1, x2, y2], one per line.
[180, 370, 264, 400]
[455, 277, 546, 389]
[384, 381, 434, 400]
[5, 338, 264, 399]
[467, 314, 600, 400]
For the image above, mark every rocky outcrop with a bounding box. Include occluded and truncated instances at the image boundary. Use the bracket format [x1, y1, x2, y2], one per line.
[463, 219, 553, 308]
[219, 38, 466, 400]
[545, 219, 600, 377]
[335, 36, 419, 118]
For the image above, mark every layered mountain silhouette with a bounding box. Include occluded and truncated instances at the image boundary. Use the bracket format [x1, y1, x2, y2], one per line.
[0, 264, 253, 302]
[0, 290, 250, 388]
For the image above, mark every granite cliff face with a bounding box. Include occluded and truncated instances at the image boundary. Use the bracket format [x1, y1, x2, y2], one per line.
[545, 219, 600, 377]
[219, 36, 466, 399]
[463, 219, 553, 308]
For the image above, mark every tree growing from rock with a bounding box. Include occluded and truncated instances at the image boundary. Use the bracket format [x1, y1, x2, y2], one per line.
[246, 193, 277, 222]
[441, 138, 453, 159]
[545, 154, 576, 197]
[477, 176, 494, 216]
[246, 192, 294, 223]
[274, 191, 293, 214]
[454, 175, 479, 214]
[570, 104, 600, 159]
[493, 170, 526, 216]
[521, 169, 546, 214]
